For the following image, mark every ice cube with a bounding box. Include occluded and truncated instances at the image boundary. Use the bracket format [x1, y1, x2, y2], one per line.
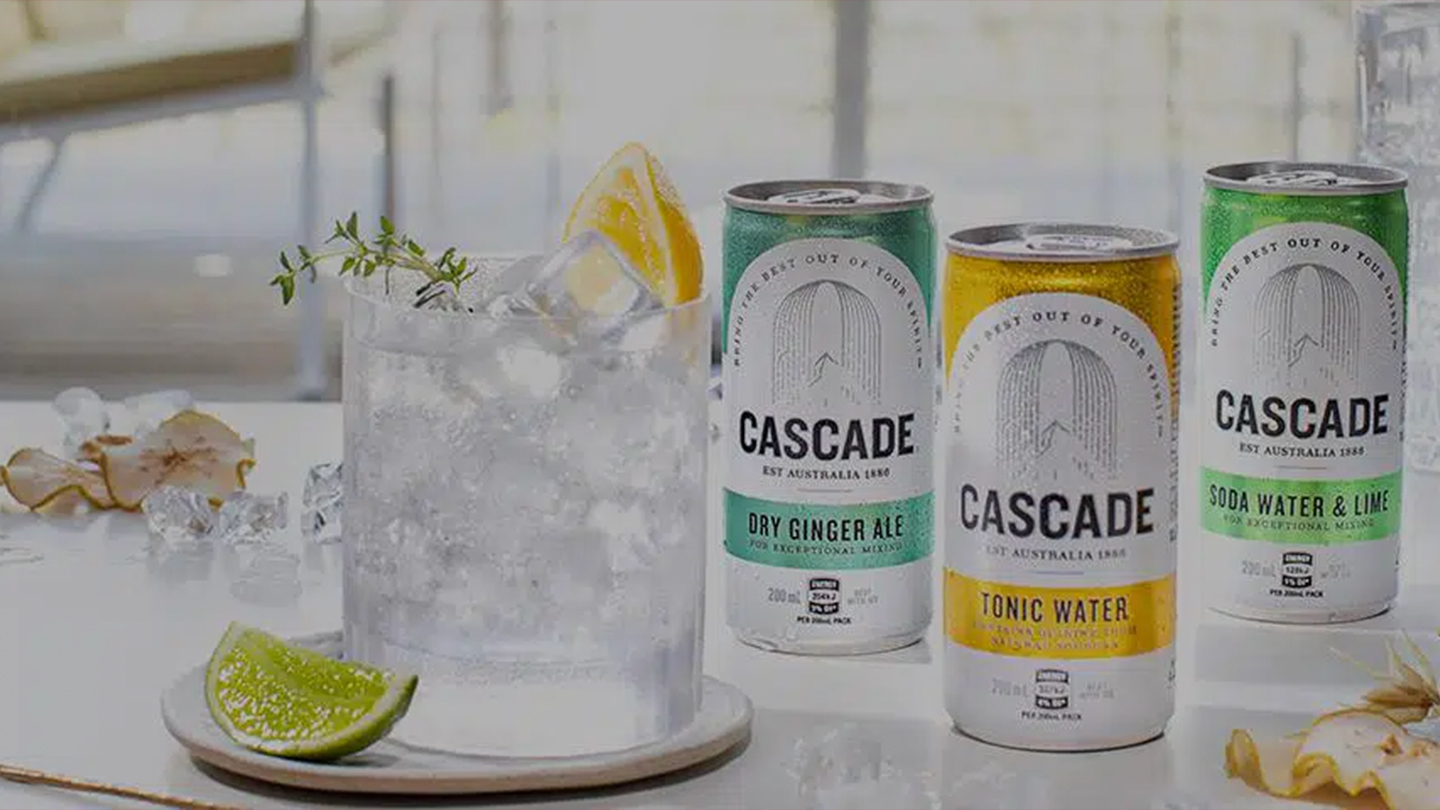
[547, 360, 688, 497]
[142, 486, 215, 545]
[421, 253, 544, 316]
[212, 491, 297, 600]
[484, 254, 545, 301]
[791, 724, 935, 810]
[493, 342, 568, 399]
[587, 499, 654, 574]
[141, 487, 217, 583]
[495, 231, 661, 337]
[411, 281, 469, 313]
[485, 290, 540, 320]
[53, 387, 109, 458]
[302, 462, 343, 545]
[114, 389, 193, 438]
[791, 724, 884, 801]
[612, 309, 672, 353]
[213, 491, 288, 546]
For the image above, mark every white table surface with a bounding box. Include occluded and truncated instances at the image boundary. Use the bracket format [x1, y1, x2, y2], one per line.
[0, 398, 1434, 809]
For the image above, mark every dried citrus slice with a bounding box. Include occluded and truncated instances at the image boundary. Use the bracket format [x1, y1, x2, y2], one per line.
[1227, 710, 1440, 810]
[78, 434, 132, 465]
[563, 142, 703, 307]
[99, 411, 255, 511]
[1, 448, 113, 510]
[33, 489, 102, 517]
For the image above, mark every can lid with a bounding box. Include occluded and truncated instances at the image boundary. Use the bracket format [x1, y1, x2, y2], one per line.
[945, 222, 1179, 262]
[724, 180, 932, 215]
[1204, 161, 1407, 195]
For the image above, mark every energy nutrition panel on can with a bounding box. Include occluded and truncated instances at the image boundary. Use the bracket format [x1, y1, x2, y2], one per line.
[942, 224, 1179, 751]
[1200, 162, 1409, 624]
[722, 180, 936, 656]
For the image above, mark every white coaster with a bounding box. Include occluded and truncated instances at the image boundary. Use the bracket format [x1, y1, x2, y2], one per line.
[161, 631, 752, 795]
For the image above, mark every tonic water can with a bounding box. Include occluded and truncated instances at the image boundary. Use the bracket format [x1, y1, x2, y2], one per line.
[1201, 161, 1409, 624]
[942, 223, 1180, 751]
[722, 180, 936, 655]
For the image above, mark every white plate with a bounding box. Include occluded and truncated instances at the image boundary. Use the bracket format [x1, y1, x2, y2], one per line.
[161, 632, 753, 795]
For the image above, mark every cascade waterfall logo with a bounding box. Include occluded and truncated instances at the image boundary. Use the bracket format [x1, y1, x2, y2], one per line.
[1253, 263, 1361, 389]
[996, 339, 1119, 482]
[771, 280, 882, 407]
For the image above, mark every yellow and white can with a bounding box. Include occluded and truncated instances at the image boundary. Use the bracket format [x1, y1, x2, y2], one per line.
[941, 223, 1180, 751]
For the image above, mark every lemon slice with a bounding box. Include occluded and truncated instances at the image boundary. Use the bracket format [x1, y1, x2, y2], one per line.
[206, 623, 417, 761]
[563, 142, 703, 307]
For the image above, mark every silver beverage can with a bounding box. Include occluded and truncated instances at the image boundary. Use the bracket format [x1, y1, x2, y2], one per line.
[942, 223, 1180, 750]
[721, 180, 937, 655]
[1201, 161, 1408, 624]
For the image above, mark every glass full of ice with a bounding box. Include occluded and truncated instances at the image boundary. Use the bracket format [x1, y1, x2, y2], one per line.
[341, 234, 709, 757]
[1358, 1, 1440, 470]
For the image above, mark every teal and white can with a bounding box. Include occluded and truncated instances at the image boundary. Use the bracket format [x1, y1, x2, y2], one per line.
[721, 180, 936, 655]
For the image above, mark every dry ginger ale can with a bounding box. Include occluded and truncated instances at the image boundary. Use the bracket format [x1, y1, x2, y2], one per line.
[722, 180, 936, 656]
[942, 223, 1179, 751]
[1201, 162, 1409, 624]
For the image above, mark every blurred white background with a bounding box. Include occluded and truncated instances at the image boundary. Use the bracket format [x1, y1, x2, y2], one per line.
[0, 0, 1355, 401]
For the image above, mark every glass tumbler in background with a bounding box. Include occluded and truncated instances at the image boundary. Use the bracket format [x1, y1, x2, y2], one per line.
[340, 267, 710, 757]
[1358, 1, 1440, 470]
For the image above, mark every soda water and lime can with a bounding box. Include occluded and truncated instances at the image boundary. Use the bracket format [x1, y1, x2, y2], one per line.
[941, 223, 1180, 751]
[721, 180, 936, 655]
[1201, 161, 1410, 624]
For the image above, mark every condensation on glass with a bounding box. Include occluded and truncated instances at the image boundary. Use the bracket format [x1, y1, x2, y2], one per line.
[341, 268, 710, 757]
[1357, 0, 1440, 471]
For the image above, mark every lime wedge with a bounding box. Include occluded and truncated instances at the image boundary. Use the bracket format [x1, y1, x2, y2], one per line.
[205, 623, 418, 761]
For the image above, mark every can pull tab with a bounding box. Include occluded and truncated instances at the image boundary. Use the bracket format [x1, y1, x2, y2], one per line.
[1247, 169, 1356, 188]
[768, 188, 865, 206]
[1023, 233, 1135, 253]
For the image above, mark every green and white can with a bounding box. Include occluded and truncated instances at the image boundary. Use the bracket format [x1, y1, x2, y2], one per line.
[1200, 161, 1409, 624]
[721, 180, 936, 655]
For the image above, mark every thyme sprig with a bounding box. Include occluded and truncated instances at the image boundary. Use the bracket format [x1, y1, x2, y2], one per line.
[270, 213, 476, 311]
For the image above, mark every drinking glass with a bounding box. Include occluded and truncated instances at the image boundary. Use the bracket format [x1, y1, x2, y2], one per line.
[1358, 1, 1440, 470]
[341, 268, 710, 757]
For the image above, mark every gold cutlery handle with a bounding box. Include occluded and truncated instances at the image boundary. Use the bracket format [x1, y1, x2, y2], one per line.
[0, 763, 248, 810]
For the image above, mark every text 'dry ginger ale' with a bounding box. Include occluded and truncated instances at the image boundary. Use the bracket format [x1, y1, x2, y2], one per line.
[942, 223, 1180, 751]
[722, 180, 936, 655]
